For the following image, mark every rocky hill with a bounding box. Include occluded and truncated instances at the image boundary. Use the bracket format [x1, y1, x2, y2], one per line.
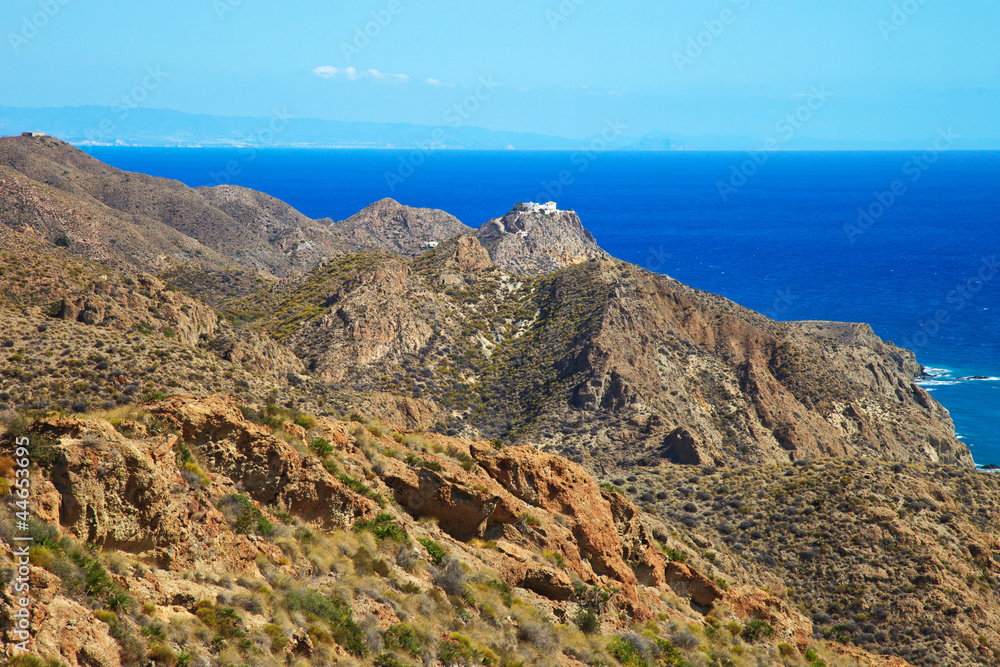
[221, 239, 970, 471]
[0, 137, 993, 666]
[329, 198, 474, 258]
[0, 135, 348, 300]
[477, 204, 610, 276]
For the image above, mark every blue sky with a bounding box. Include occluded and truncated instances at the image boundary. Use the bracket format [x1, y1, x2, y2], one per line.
[1, 0, 998, 143]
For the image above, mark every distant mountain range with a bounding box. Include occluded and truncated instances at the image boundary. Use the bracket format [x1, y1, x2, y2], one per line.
[2, 105, 998, 150]
[0, 105, 640, 150]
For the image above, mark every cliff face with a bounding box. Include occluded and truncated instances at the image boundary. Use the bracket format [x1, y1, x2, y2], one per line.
[525, 262, 973, 470]
[476, 205, 610, 276]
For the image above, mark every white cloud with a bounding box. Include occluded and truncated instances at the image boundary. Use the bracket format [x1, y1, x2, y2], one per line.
[313, 65, 410, 82]
[425, 78, 444, 87]
[312, 66, 339, 79]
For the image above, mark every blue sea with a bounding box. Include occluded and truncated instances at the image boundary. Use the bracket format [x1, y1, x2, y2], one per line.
[82, 147, 1000, 466]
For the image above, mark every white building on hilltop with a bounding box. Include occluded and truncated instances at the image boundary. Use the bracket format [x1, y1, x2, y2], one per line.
[523, 201, 558, 214]
[421, 241, 440, 249]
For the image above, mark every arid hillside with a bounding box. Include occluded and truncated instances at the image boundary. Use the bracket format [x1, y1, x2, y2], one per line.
[1, 394, 915, 667]
[0, 135, 348, 299]
[221, 236, 970, 472]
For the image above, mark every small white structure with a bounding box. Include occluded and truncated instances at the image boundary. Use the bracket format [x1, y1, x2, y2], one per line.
[523, 201, 558, 214]
[515, 230, 529, 238]
[421, 241, 440, 249]
[22, 132, 45, 138]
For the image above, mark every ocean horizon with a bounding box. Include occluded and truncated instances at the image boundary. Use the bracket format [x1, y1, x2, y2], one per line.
[83, 147, 1000, 466]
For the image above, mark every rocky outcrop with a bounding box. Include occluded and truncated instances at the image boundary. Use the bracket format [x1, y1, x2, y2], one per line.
[27, 416, 284, 572]
[49, 273, 218, 347]
[329, 198, 474, 257]
[443, 235, 494, 273]
[147, 395, 379, 529]
[30, 571, 123, 667]
[472, 444, 642, 593]
[476, 205, 610, 276]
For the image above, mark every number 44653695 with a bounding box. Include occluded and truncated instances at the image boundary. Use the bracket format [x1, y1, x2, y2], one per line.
[13, 437, 31, 521]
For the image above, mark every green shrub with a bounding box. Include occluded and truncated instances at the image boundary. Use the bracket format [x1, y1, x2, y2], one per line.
[405, 453, 442, 472]
[740, 619, 774, 642]
[574, 607, 599, 634]
[354, 512, 408, 543]
[418, 538, 446, 565]
[183, 461, 211, 487]
[220, 494, 273, 536]
[310, 437, 333, 458]
[438, 633, 487, 666]
[264, 623, 289, 652]
[483, 579, 514, 607]
[654, 638, 688, 667]
[295, 413, 317, 429]
[338, 473, 386, 507]
[600, 482, 622, 496]
[607, 636, 648, 667]
[383, 623, 425, 657]
[543, 548, 566, 569]
[27, 433, 60, 469]
[193, 601, 244, 639]
[94, 610, 117, 624]
[148, 643, 176, 665]
[283, 589, 367, 657]
[661, 546, 687, 563]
